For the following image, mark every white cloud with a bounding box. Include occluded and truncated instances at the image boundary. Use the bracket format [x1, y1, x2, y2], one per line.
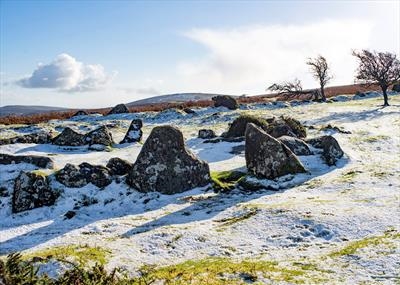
[17, 53, 115, 92]
[178, 20, 374, 93]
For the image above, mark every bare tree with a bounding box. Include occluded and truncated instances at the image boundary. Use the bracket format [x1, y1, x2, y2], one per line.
[306, 55, 332, 101]
[267, 78, 303, 96]
[352, 50, 400, 106]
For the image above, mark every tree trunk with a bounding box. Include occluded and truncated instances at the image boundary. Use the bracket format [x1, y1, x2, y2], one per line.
[320, 86, 326, 102]
[382, 87, 389, 106]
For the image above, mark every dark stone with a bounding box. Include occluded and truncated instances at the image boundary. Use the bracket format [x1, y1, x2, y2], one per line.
[52, 127, 85, 146]
[225, 115, 269, 138]
[306, 135, 344, 166]
[64, 210, 76, 219]
[84, 126, 114, 149]
[267, 116, 306, 139]
[245, 123, 306, 179]
[320, 124, 351, 134]
[12, 171, 58, 213]
[198, 129, 216, 139]
[0, 132, 52, 146]
[106, 157, 132, 176]
[229, 145, 245, 155]
[55, 163, 88, 188]
[120, 119, 143, 144]
[78, 162, 113, 188]
[0, 153, 54, 168]
[71, 110, 88, 117]
[126, 125, 210, 194]
[108, 104, 129, 115]
[212, 95, 238, 110]
[278, 136, 312, 156]
[183, 108, 196, 114]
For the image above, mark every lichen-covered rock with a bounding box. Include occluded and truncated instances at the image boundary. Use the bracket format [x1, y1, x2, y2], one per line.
[280, 116, 307, 138]
[84, 126, 114, 148]
[266, 116, 306, 139]
[306, 135, 344, 166]
[107, 103, 129, 115]
[52, 127, 85, 146]
[12, 171, 57, 213]
[212, 95, 238, 110]
[278, 136, 312, 156]
[120, 119, 143, 144]
[0, 153, 54, 168]
[106, 157, 132, 176]
[78, 162, 112, 188]
[198, 129, 216, 139]
[126, 125, 210, 194]
[245, 123, 306, 179]
[55, 163, 88, 188]
[0, 132, 52, 145]
[225, 115, 269, 138]
[71, 110, 88, 117]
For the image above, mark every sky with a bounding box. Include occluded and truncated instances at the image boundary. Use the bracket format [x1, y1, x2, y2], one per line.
[1, 0, 399, 108]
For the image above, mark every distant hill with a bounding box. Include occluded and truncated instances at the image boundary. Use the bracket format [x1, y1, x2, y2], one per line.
[126, 93, 235, 107]
[0, 105, 70, 117]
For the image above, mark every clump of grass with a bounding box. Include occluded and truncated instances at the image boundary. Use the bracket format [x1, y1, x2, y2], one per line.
[338, 170, 362, 182]
[211, 171, 247, 192]
[215, 208, 259, 227]
[23, 244, 111, 266]
[328, 230, 400, 258]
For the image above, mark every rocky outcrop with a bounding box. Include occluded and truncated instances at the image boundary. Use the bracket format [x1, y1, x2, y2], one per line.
[106, 157, 132, 176]
[12, 171, 58, 213]
[198, 129, 216, 139]
[0, 132, 52, 146]
[225, 115, 269, 138]
[84, 126, 114, 150]
[126, 125, 210, 194]
[55, 163, 112, 188]
[120, 119, 143, 144]
[0, 153, 54, 168]
[306, 135, 344, 166]
[212, 95, 238, 110]
[278, 136, 312, 156]
[52, 127, 85, 146]
[71, 110, 88, 117]
[245, 123, 306, 179]
[108, 104, 129, 115]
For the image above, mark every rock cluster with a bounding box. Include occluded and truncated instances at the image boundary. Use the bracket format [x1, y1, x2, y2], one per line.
[0, 153, 54, 168]
[0, 132, 52, 146]
[127, 125, 210, 194]
[55, 163, 112, 188]
[198, 129, 216, 139]
[212, 95, 238, 110]
[52, 126, 114, 149]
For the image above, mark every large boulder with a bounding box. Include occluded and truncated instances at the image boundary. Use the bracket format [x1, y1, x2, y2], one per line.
[225, 115, 269, 138]
[84, 126, 114, 150]
[278, 136, 312, 156]
[106, 157, 132, 176]
[126, 125, 210, 194]
[120, 119, 143, 144]
[0, 132, 52, 146]
[306, 135, 344, 166]
[245, 123, 306, 179]
[12, 171, 58, 213]
[108, 104, 129, 115]
[52, 127, 85, 146]
[55, 163, 112, 188]
[212, 95, 238, 110]
[198, 129, 216, 139]
[0, 153, 54, 168]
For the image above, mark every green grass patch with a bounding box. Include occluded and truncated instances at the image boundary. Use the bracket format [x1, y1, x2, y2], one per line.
[211, 171, 247, 192]
[328, 230, 400, 258]
[23, 244, 111, 266]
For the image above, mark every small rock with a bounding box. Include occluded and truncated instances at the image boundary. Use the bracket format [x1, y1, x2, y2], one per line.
[306, 135, 344, 166]
[78, 162, 113, 188]
[52, 127, 85, 146]
[55, 163, 88, 188]
[198, 129, 216, 139]
[212, 95, 238, 110]
[84, 126, 114, 148]
[278, 136, 312, 156]
[120, 119, 143, 143]
[106, 157, 132, 176]
[71, 110, 88, 117]
[0, 153, 54, 168]
[107, 103, 129, 115]
[64, 210, 76, 219]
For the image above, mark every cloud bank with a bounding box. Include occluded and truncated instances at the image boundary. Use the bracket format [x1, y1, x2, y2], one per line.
[178, 20, 373, 93]
[17, 53, 114, 92]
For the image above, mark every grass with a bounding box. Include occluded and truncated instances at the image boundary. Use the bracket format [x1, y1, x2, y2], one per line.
[23, 244, 111, 266]
[328, 230, 400, 258]
[215, 207, 259, 227]
[210, 171, 247, 192]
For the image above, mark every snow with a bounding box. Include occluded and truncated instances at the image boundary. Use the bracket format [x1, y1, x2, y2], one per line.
[0, 93, 399, 283]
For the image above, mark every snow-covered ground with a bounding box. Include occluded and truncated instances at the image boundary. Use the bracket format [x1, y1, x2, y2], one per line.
[0, 93, 399, 284]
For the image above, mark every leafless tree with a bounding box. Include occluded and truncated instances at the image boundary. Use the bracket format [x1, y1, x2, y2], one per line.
[352, 49, 400, 106]
[306, 55, 332, 101]
[267, 78, 303, 96]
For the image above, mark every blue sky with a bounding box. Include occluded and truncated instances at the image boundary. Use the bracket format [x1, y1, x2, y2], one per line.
[1, 1, 399, 108]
